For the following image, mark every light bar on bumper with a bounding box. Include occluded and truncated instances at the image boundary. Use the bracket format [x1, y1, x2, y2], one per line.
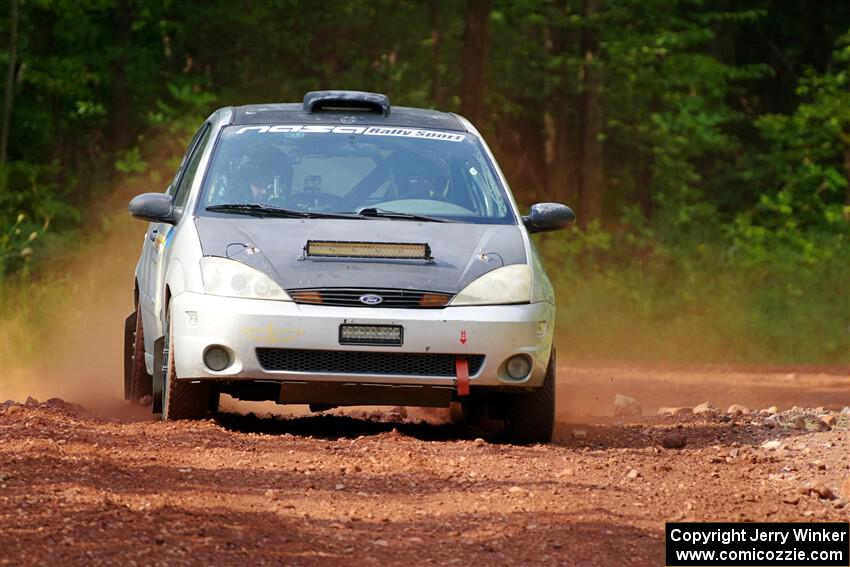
[339, 324, 403, 346]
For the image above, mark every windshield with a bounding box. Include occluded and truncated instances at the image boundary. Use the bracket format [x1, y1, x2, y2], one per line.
[196, 124, 515, 224]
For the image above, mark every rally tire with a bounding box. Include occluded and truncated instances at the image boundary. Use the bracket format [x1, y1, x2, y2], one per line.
[504, 348, 556, 444]
[160, 307, 209, 421]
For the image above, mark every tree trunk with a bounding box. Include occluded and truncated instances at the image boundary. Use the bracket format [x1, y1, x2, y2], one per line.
[636, 149, 654, 218]
[109, 2, 132, 151]
[1, 0, 19, 166]
[545, 0, 578, 207]
[635, 94, 661, 218]
[577, 0, 604, 226]
[460, 0, 492, 129]
[844, 144, 850, 210]
[429, 0, 443, 107]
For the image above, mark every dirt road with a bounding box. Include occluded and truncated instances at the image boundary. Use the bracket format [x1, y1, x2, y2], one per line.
[1, 365, 848, 566]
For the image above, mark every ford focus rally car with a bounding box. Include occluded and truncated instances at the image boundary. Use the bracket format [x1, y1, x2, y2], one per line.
[124, 90, 574, 443]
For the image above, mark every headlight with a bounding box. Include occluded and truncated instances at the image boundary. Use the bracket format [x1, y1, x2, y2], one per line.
[449, 264, 531, 306]
[200, 257, 291, 301]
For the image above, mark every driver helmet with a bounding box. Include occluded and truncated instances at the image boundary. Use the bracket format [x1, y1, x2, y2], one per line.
[395, 154, 448, 200]
[233, 154, 293, 203]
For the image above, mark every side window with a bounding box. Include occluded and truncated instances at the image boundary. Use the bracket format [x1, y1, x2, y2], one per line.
[173, 124, 212, 208]
[167, 124, 206, 197]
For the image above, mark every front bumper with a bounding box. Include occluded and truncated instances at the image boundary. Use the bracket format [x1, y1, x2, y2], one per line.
[169, 292, 555, 390]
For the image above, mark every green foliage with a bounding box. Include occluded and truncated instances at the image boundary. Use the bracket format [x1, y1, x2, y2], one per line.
[0, 212, 39, 274]
[746, 32, 850, 235]
[114, 147, 147, 174]
[147, 80, 219, 134]
[0, 162, 78, 274]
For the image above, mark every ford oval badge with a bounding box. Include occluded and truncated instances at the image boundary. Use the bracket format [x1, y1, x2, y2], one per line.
[359, 294, 383, 305]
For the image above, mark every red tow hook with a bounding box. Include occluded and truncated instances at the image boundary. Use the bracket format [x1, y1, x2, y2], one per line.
[455, 358, 470, 397]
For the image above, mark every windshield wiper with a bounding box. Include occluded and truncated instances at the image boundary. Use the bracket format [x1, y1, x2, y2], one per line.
[207, 203, 451, 222]
[356, 207, 451, 223]
[206, 203, 362, 220]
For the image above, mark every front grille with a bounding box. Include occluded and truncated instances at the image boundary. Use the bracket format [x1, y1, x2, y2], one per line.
[256, 348, 485, 377]
[288, 288, 453, 308]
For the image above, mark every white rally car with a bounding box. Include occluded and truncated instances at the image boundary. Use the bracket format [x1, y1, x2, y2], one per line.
[124, 90, 574, 443]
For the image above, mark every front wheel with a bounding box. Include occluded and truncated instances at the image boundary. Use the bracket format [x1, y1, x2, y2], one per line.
[159, 306, 211, 421]
[503, 348, 556, 444]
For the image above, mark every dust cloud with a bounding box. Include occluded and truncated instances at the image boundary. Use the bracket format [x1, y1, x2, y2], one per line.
[0, 178, 147, 410]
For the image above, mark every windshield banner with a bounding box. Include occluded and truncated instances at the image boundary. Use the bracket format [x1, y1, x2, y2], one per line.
[234, 124, 466, 142]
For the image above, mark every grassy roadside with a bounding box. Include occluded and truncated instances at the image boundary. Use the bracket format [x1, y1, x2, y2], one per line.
[540, 228, 850, 365]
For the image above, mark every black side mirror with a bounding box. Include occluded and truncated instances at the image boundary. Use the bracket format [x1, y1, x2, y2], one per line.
[523, 203, 576, 233]
[128, 193, 177, 224]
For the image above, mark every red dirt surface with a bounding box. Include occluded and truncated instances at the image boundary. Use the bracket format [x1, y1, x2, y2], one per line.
[0, 365, 848, 566]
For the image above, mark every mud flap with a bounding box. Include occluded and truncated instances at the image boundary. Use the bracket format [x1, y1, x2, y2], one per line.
[455, 358, 470, 397]
[152, 336, 164, 414]
[123, 312, 137, 401]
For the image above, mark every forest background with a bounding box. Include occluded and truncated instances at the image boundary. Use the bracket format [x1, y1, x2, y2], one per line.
[2, 0, 848, 365]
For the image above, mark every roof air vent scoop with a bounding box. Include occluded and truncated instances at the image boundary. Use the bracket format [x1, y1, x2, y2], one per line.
[303, 90, 391, 116]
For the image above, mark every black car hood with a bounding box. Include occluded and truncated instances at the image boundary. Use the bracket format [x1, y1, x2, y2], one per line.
[194, 216, 527, 293]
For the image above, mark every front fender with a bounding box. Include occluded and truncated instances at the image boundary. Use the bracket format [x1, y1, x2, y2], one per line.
[165, 258, 186, 300]
[158, 258, 185, 337]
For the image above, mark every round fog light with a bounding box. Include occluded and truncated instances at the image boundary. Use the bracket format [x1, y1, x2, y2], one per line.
[505, 355, 532, 380]
[204, 346, 231, 371]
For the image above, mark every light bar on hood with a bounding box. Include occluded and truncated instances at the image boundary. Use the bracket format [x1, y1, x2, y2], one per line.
[305, 240, 432, 261]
